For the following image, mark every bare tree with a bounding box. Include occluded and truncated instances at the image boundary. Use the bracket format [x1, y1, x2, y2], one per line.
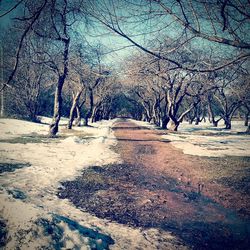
[88, 0, 250, 72]
[206, 92, 223, 127]
[124, 50, 211, 130]
[0, 0, 48, 91]
[32, 0, 88, 136]
[212, 66, 246, 129]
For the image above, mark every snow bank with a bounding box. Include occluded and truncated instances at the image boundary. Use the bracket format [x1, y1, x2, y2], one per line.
[163, 133, 250, 157]
[39, 116, 68, 125]
[0, 118, 48, 139]
[177, 120, 247, 134]
[0, 118, 119, 248]
[0, 118, 186, 249]
[130, 119, 250, 157]
[164, 121, 250, 157]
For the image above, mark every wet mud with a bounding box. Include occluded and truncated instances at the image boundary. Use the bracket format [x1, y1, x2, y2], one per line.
[58, 120, 250, 250]
[58, 162, 250, 250]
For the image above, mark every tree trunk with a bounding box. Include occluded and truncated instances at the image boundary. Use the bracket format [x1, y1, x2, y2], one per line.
[161, 116, 170, 129]
[48, 35, 70, 137]
[170, 119, 180, 131]
[67, 90, 82, 129]
[106, 110, 111, 120]
[0, 47, 4, 117]
[83, 117, 88, 126]
[208, 100, 219, 126]
[153, 116, 160, 126]
[84, 89, 93, 127]
[195, 118, 200, 125]
[244, 112, 249, 127]
[172, 122, 180, 131]
[208, 110, 212, 123]
[152, 101, 160, 126]
[29, 112, 39, 123]
[91, 106, 97, 123]
[188, 116, 193, 124]
[194, 107, 201, 125]
[224, 116, 231, 129]
[0, 88, 4, 117]
[74, 105, 81, 126]
[213, 120, 219, 127]
[188, 114, 196, 124]
[246, 124, 250, 134]
[49, 79, 63, 137]
[224, 104, 240, 130]
[145, 107, 151, 122]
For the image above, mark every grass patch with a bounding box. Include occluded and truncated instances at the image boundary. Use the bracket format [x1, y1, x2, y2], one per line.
[199, 156, 250, 179]
[0, 134, 70, 144]
[0, 135, 51, 144]
[198, 156, 250, 194]
[0, 128, 95, 145]
[0, 162, 31, 174]
[61, 127, 94, 136]
[7, 189, 27, 200]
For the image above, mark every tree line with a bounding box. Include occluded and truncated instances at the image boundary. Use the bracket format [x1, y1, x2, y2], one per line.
[122, 49, 249, 131]
[0, 0, 123, 136]
[0, 0, 249, 134]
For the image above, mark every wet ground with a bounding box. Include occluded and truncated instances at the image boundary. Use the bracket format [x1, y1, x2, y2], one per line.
[0, 162, 31, 174]
[58, 119, 250, 250]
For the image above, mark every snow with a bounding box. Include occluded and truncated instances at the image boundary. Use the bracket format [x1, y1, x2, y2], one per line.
[0, 117, 186, 249]
[2, 117, 247, 248]
[132, 119, 250, 157]
[0, 118, 48, 139]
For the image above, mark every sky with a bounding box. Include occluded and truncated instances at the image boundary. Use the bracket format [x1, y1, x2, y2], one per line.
[0, 0, 247, 71]
[0, 0, 136, 68]
[0, 0, 19, 28]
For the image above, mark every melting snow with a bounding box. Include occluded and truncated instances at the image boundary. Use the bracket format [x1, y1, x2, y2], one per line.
[132, 119, 250, 157]
[0, 117, 186, 249]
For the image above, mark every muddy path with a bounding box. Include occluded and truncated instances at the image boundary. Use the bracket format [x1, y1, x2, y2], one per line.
[59, 119, 250, 249]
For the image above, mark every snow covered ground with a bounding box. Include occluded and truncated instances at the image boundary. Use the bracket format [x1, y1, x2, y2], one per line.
[0, 118, 186, 249]
[132, 119, 250, 157]
[0, 118, 48, 139]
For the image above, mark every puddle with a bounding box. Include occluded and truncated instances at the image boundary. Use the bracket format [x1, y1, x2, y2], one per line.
[58, 163, 250, 250]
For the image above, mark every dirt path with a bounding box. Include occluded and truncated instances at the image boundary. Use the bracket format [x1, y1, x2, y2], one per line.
[59, 119, 250, 249]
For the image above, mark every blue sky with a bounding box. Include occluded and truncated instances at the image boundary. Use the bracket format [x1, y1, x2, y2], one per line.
[0, 0, 243, 69]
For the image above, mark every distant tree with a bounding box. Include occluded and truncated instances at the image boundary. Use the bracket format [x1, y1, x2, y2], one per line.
[65, 48, 89, 129]
[206, 92, 223, 127]
[124, 51, 211, 131]
[212, 66, 247, 129]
